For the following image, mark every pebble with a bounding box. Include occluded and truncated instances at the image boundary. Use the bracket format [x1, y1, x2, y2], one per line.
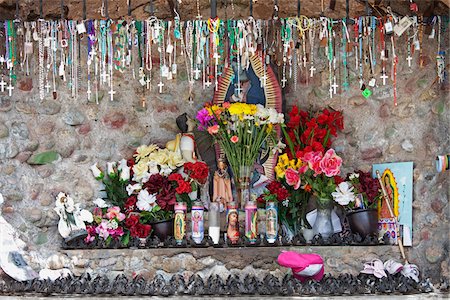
[0, 97, 12, 112]
[63, 109, 86, 126]
[401, 139, 414, 152]
[0, 122, 9, 138]
[37, 100, 62, 115]
[10, 122, 29, 139]
[103, 112, 127, 129]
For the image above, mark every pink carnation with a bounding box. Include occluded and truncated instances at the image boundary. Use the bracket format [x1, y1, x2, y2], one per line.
[319, 149, 342, 177]
[105, 206, 125, 221]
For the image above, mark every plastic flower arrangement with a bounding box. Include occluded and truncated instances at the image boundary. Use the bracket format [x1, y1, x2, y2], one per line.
[196, 102, 284, 182]
[345, 171, 381, 209]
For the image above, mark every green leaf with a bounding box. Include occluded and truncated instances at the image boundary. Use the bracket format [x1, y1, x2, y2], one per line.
[122, 231, 130, 246]
[27, 151, 60, 165]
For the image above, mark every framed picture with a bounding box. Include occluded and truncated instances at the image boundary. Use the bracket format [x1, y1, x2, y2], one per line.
[372, 162, 413, 246]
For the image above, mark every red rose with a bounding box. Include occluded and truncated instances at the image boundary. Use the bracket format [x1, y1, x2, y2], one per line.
[191, 162, 209, 184]
[175, 179, 192, 194]
[145, 174, 167, 194]
[168, 173, 183, 182]
[156, 183, 176, 211]
[124, 195, 138, 213]
[125, 214, 140, 228]
[130, 223, 152, 238]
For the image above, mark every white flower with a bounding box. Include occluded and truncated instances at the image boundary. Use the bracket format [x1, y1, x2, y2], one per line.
[90, 163, 103, 180]
[268, 108, 284, 124]
[136, 189, 157, 211]
[148, 161, 159, 175]
[118, 159, 130, 182]
[332, 182, 355, 206]
[126, 183, 142, 196]
[93, 198, 109, 208]
[349, 173, 360, 180]
[106, 162, 117, 176]
[108, 220, 118, 230]
[282, 199, 290, 207]
[159, 165, 173, 176]
[272, 140, 286, 154]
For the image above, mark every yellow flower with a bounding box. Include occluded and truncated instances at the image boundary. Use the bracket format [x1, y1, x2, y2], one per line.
[228, 103, 243, 115]
[132, 162, 149, 179]
[207, 105, 221, 116]
[274, 165, 286, 178]
[278, 153, 289, 167]
[134, 144, 158, 161]
[266, 123, 273, 133]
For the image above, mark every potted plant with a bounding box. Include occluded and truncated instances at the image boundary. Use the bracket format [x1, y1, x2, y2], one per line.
[335, 171, 381, 237]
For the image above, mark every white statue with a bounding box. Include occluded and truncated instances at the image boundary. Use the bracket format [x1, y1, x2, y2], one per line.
[0, 193, 38, 281]
[54, 192, 93, 241]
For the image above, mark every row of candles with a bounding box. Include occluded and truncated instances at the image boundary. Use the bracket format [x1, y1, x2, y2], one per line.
[173, 201, 279, 245]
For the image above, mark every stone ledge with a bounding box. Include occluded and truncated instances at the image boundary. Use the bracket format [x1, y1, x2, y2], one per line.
[60, 246, 401, 279]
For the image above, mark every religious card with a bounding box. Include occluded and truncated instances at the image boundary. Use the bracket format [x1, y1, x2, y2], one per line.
[372, 162, 414, 246]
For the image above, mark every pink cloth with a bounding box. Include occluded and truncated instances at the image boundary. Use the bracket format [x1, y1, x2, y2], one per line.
[277, 251, 324, 282]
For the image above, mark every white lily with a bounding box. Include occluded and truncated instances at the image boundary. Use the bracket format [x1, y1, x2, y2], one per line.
[118, 159, 130, 182]
[126, 183, 142, 196]
[332, 182, 355, 206]
[93, 198, 109, 208]
[136, 189, 157, 211]
[106, 162, 117, 177]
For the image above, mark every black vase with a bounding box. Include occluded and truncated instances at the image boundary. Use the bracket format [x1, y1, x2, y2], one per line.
[346, 209, 378, 237]
[151, 219, 174, 241]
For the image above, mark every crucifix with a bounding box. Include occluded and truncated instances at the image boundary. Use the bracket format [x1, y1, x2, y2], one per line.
[193, 68, 201, 80]
[158, 81, 164, 93]
[100, 70, 110, 83]
[281, 77, 287, 88]
[329, 85, 333, 98]
[204, 80, 212, 88]
[406, 55, 412, 67]
[309, 65, 316, 77]
[332, 77, 339, 94]
[108, 87, 116, 101]
[45, 81, 51, 93]
[7, 83, 14, 97]
[0, 78, 6, 92]
[146, 77, 151, 90]
[380, 71, 388, 86]
[213, 53, 220, 65]
[87, 87, 92, 100]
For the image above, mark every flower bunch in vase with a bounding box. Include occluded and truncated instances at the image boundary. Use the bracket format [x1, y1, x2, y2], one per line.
[85, 206, 128, 245]
[196, 102, 284, 207]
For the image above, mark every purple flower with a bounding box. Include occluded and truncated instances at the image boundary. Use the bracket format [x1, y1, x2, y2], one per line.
[196, 108, 214, 129]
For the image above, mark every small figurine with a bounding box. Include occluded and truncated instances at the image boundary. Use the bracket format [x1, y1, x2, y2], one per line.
[213, 157, 233, 211]
[54, 192, 93, 242]
[166, 113, 198, 163]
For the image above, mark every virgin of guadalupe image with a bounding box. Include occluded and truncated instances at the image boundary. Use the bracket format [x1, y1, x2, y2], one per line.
[174, 212, 185, 240]
[379, 169, 399, 219]
[266, 209, 277, 236]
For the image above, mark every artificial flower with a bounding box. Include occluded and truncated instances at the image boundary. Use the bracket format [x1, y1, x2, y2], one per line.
[105, 206, 126, 221]
[332, 182, 355, 206]
[90, 163, 104, 180]
[126, 183, 142, 196]
[136, 189, 157, 211]
[125, 214, 140, 228]
[319, 149, 342, 177]
[106, 162, 117, 177]
[118, 159, 131, 182]
[230, 135, 239, 143]
[285, 168, 301, 190]
[134, 144, 158, 162]
[93, 197, 108, 208]
[196, 108, 214, 127]
[132, 162, 150, 182]
[207, 124, 219, 134]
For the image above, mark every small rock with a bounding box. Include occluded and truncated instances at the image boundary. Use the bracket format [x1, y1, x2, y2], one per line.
[388, 144, 401, 154]
[77, 123, 91, 135]
[26, 208, 43, 222]
[6, 143, 19, 159]
[103, 112, 127, 129]
[2, 206, 14, 214]
[0, 97, 12, 112]
[379, 103, 391, 118]
[63, 109, 86, 126]
[401, 139, 414, 152]
[35, 232, 48, 245]
[348, 95, 365, 106]
[10, 122, 29, 139]
[18, 78, 33, 91]
[0, 122, 9, 138]
[23, 140, 40, 152]
[36, 165, 55, 178]
[432, 100, 445, 115]
[37, 100, 61, 115]
[6, 193, 23, 201]
[385, 126, 398, 139]
[46, 254, 67, 270]
[361, 148, 383, 160]
[15, 102, 35, 114]
[3, 165, 15, 175]
[16, 151, 32, 163]
[431, 199, 444, 214]
[425, 244, 444, 264]
[35, 121, 55, 135]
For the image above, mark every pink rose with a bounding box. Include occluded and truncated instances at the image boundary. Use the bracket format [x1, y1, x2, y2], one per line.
[230, 135, 239, 143]
[105, 206, 126, 221]
[207, 124, 219, 134]
[285, 168, 301, 190]
[302, 151, 323, 176]
[319, 149, 342, 177]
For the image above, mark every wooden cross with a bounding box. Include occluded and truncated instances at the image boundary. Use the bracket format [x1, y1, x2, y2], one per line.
[7, 83, 14, 96]
[329, 85, 333, 98]
[309, 65, 316, 77]
[0, 78, 6, 92]
[158, 81, 164, 93]
[406, 55, 412, 67]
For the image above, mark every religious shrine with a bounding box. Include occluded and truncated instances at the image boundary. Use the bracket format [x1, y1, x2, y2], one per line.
[0, 0, 448, 297]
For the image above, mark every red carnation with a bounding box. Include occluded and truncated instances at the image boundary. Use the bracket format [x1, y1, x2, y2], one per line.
[125, 214, 140, 228]
[175, 179, 192, 194]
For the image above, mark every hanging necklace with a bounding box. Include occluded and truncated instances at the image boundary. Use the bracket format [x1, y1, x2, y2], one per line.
[418, 15, 423, 67]
[38, 20, 45, 100]
[309, 20, 316, 78]
[342, 19, 350, 90]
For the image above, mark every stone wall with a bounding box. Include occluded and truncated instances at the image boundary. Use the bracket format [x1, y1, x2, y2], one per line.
[0, 24, 448, 282]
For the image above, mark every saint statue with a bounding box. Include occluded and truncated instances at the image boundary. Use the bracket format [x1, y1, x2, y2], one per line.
[54, 192, 93, 242]
[213, 158, 233, 212]
[166, 113, 198, 163]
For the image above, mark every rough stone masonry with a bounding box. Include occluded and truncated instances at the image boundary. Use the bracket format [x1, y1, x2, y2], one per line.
[0, 19, 448, 283]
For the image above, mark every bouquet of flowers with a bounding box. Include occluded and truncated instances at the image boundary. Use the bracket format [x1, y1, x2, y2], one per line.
[168, 161, 209, 206]
[343, 171, 381, 210]
[85, 206, 127, 244]
[197, 102, 284, 205]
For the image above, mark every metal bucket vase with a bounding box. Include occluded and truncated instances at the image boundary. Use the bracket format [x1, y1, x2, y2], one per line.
[347, 209, 378, 238]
